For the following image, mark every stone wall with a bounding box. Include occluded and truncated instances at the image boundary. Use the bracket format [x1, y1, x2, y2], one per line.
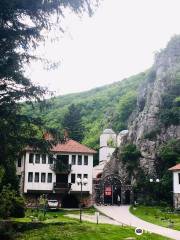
[174, 193, 180, 209]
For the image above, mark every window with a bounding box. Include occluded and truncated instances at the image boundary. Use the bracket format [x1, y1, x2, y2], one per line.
[179, 173, 180, 184]
[78, 155, 82, 165]
[71, 174, 76, 183]
[18, 158, 21, 167]
[84, 174, 88, 179]
[35, 154, 40, 164]
[29, 153, 34, 163]
[48, 155, 53, 164]
[35, 172, 39, 182]
[42, 154, 46, 164]
[77, 174, 82, 179]
[84, 156, 88, 165]
[41, 173, 46, 183]
[28, 172, 33, 182]
[72, 155, 76, 165]
[47, 173, 52, 183]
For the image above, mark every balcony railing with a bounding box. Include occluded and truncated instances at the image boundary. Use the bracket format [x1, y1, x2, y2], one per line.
[50, 161, 71, 173]
[53, 182, 71, 192]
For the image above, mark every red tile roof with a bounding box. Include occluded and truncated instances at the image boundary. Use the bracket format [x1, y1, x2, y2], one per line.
[169, 163, 180, 171]
[52, 139, 96, 154]
[26, 139, 96, 154]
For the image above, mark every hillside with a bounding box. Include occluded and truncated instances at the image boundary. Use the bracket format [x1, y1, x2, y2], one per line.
[23, 72, 146, 151]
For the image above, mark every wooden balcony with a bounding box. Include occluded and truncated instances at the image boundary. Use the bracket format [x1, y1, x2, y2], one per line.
[50, 162, 71, 174]
[53, 182, 71, 193]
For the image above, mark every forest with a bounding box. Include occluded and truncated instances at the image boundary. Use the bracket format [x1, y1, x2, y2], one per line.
[23, 72, 146, 153]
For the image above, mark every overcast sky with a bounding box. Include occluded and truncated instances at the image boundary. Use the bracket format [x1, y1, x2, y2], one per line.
[25, 0, 180, 95]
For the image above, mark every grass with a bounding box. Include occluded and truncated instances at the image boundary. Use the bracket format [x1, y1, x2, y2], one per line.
[9, 208, 171, 240]
[130, 205, 180, 231]
[12, 207, 96, 223]
[15, 221, 170, 240]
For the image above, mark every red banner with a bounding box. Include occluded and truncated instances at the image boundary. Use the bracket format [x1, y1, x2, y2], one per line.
[105, 186, 112, 196]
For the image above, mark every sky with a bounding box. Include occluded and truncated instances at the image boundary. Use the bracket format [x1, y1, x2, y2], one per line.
[25, 0, 180, 95]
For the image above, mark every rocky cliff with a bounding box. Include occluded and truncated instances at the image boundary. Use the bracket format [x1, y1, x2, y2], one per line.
[128, 36, 180, 175]
[103, 35, 180, 179]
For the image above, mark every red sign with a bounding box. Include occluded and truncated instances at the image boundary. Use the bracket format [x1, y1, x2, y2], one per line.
[105, 186, 112, 196]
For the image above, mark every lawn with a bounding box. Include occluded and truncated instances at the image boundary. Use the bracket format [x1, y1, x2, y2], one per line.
[12, 207, 96, 223]
[15, 221, 170, 240]
[7, 208, 170, 240]
[130, 205, 180, 231]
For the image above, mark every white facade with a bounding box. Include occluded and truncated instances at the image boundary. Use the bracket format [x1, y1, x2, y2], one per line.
[173, 171, 180, 193]
[70, 154, 93, 194]
[169, 164, 180, 208]
[17, 151, 93, 195]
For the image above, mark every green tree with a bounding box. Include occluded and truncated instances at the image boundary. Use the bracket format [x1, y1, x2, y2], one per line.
[0, 0, 96, 217]
[159, 77, 180, 126]
[0, 184, 25, 219]
[62, 104, 84, 142]
[112, 91, 137, 132]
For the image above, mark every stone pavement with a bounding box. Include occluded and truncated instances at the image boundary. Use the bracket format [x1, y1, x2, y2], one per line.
[95, 205, 180, 240]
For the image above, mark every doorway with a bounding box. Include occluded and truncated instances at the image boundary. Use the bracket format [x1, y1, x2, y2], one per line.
[104, 185, 121, 205]
[103, 175, 121, 205]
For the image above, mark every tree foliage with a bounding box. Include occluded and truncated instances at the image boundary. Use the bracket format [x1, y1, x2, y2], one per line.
[23, 72, 146, 152]
[158, 139, 180, 172]
[0, 0, 97, 217]
[121, 144, 141, 176]
[62, 104, 84, 142]
[159, 76, 180, 126]
[0, 184, 25, 219]
[112, 91, 137, 132]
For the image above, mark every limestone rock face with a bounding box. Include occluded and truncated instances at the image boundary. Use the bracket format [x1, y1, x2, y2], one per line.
[102, 150, 128, 183]
[103, 36, 180, 178]
[127, 36, 180, 175]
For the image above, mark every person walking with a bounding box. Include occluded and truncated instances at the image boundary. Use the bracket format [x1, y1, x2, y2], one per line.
[117, 195, 121, 206]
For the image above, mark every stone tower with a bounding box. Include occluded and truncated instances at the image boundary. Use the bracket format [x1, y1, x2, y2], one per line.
[99, 128, 116, 162]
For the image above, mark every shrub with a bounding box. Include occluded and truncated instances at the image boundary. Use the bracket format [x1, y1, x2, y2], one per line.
[121, 144, 141, 175]
[144, 128, 161, 140]
[159, 79, 180, 126]
[12, 196, 25, 218]
[0, 185, 25, 219]
[160, 108, 180, 126]
[38, 213, 47, 221]
[0, 222, 15, 240]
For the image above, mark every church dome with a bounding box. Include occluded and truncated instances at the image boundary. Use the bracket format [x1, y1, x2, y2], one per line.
[118, 130, 129, 135]
[103, 129, 115, 134]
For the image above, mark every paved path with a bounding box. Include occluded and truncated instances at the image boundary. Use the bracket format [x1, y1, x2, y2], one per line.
[95, 205, 180, 240]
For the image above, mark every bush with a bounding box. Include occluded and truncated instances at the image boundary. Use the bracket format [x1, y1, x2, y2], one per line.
[159, 79, 180, 126]
[0, 184, 25, 219]
[0, 222, 15, 240]
[160, 108, 180, 126]
[144, 128, 161, 140]
[38, 213, 47, 221]
[12, 196, 25, 218]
